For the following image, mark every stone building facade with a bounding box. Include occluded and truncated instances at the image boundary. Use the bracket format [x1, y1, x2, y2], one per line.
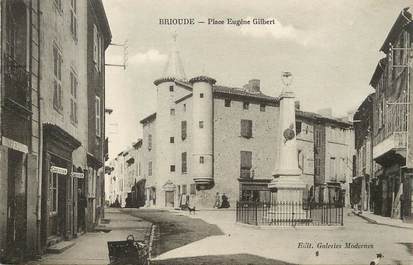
[0, 0, 111, 262]
[121, 37, 355, 209]
[0, 0, 41, 260]
[358, 7, 413, 221]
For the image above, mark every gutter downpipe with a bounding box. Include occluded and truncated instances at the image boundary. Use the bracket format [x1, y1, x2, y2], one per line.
[36, 0, 43, 255]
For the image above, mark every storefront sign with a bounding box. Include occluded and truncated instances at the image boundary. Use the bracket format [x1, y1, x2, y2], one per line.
[2, 136, 28, 154]
[50, 166, 68, 175]
[71, 172, 84, 178]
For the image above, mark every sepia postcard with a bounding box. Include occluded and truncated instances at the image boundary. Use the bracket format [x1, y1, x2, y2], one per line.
[0, 0, 413, 264]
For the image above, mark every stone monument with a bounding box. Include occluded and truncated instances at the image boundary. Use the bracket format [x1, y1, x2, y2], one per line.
[268, 72, 307, 221]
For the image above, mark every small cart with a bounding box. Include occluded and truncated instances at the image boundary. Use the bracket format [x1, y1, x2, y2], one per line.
[107, 234, 148, 265]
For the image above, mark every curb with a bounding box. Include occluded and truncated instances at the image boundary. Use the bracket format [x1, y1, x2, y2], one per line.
[353, 212, 378, 224]
[353, 211, 413, 230]
[147, 224, 159, 264]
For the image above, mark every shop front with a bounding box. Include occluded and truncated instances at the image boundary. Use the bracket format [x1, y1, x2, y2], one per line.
[238, 179, 271, 202]
[41, 124, 81, 248]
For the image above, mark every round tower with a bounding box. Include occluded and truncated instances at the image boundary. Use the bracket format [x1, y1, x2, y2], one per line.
[189, 76, 216, 190]
[152, 34, 186, 207]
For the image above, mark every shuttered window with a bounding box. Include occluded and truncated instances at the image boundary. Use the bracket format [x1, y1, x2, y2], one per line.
[148, 134, 152, 150]
[181, 121, 187, 140]
[70, 0, 77, 40]
[190, 184, 196, 195]
[181, 152, 187, 173]
[70, 70, 78, 124]
[95, 96, 101, 137]
[241, 120, 252, 138]
[240, 151, 252, 178]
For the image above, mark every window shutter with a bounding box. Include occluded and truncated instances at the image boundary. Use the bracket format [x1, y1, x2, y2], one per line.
[181, 121, 187, 140]
[241, 120, 252, 138]
[93, 24, 98, 64]
[240, 151, 252, 169]
[181, 152, 187, 173]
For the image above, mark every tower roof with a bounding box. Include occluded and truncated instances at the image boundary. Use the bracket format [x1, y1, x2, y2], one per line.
[162, 33, 186, 80]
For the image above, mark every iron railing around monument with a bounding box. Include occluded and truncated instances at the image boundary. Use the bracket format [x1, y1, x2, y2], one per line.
[236, 200, 344, 226]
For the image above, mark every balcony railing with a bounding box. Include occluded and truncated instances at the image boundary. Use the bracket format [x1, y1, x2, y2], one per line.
[3, 53, 30, 109]
[373, 131, 407, 159]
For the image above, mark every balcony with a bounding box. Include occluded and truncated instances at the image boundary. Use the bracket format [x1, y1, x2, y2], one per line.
[373, 131, 407, 164]
[4, 53, 31, 110]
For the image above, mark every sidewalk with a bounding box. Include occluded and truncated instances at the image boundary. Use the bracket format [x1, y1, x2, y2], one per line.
[152, 208, 413, 265]
[27, 208, 152, 265]
[353, 210, 413, 230]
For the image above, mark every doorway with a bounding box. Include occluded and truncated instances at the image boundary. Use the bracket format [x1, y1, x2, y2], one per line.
[6, 149, 26, 258]
[165, 191, 174, 208]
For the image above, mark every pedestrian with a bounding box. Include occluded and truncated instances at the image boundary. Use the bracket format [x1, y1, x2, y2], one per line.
[221, 193, 230, 208]
[214, 192, 221, 208]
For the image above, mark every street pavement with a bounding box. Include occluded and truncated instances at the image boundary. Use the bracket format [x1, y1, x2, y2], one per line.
[27, 208, 151, 265]
[152, 208, 413, 265]
[23, 207, 413, 265]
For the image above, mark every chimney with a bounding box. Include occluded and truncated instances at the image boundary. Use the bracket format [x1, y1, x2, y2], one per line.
[249, 79, 260, 93]
[294, 101, 300, 110]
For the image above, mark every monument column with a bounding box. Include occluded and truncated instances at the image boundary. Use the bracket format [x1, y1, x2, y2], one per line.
[268, 72, 307, 221]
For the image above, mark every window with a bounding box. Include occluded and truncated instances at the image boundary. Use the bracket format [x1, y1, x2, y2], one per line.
[70, 0, 77, 40]
[260, 104, 266, 112]
[240, 151, 252, 178]
[330, 157, 336, 180]
[225, 99, 231, 107]
[54, 0, 62, 11]
[170, 137, 174, 143]
[95, 96, 101, 137]
[170, 165, 175, 172]
[183, 104, 186, 112]
[199, 121, 204, 129]
[379, 97, 385, 128]
[170, 108, 175, 116]
[53, 45, 63, 111]
[200, 93, 204, 98]
[243, 102, 249, 110]
[148, 134, 152, 150]
[182, 184, 187, 194]
[70, 70, 78, 124]
[181, 152, 187, 173]
[169, 85, 174, 92]
[148, 161, 152, 176]
[199, 156, 204, 164]
[49, 172, 58, 215]
[190, 184, 196, 195]
[5, 4, 17, 59]
[241, 120, 252, 138]
[93, 24, 102, 71]
[296, 121, 302, 135]
[181, 121, 187, 140]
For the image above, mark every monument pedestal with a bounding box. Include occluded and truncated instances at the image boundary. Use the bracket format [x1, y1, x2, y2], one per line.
[269, 176, 307, 221]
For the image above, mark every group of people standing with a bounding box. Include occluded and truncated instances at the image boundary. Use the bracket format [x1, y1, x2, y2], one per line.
[214, 192, 230, 208]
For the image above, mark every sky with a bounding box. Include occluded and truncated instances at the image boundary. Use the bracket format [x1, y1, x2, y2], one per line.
[102, 0, 412, 159]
